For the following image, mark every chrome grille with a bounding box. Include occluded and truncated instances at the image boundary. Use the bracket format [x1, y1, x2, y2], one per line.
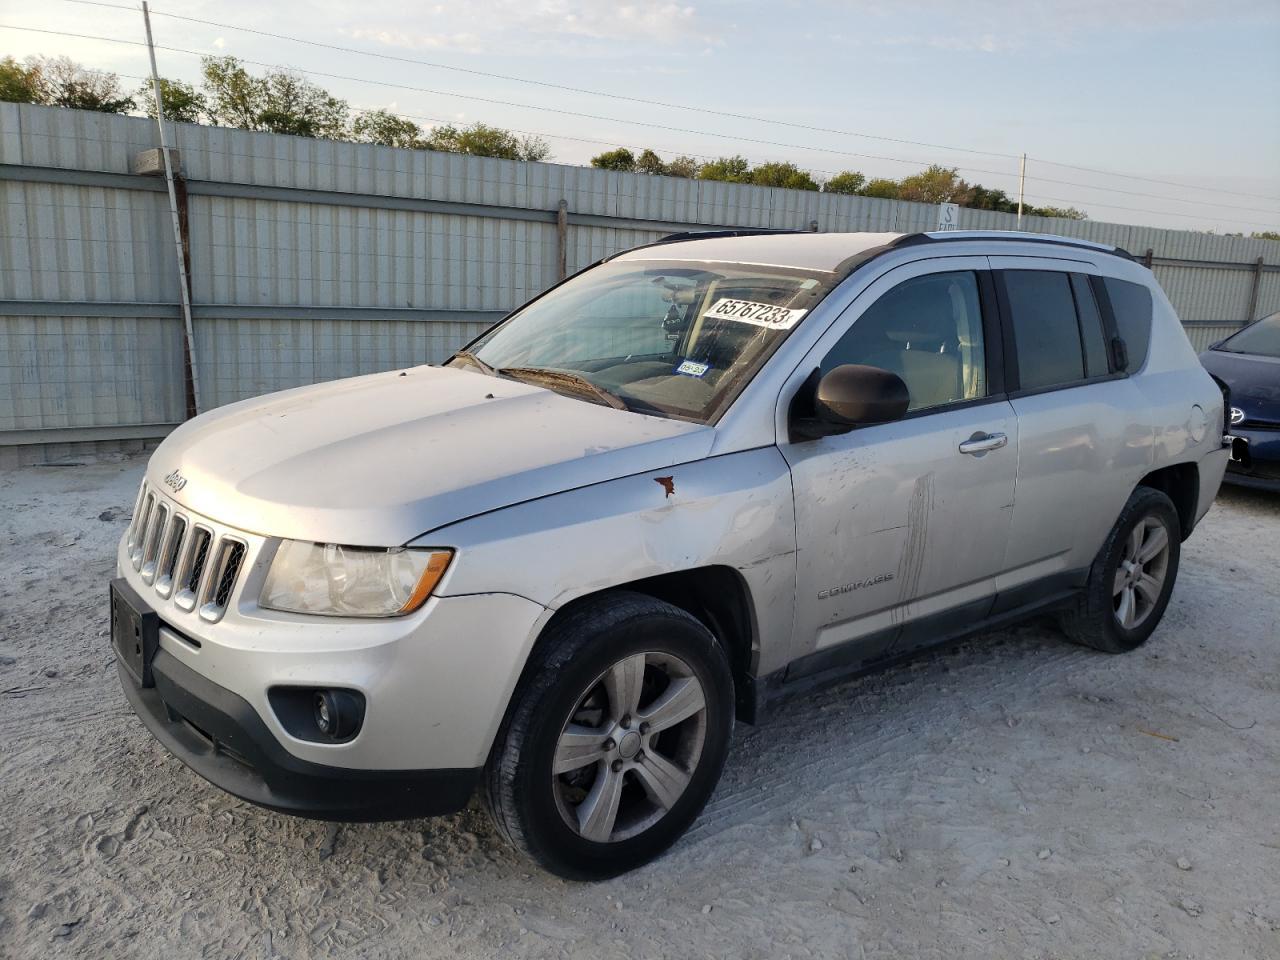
[155, 514, 187, 599]
[125, 481, 249, 623]
[175, 526, 212, 612]
[139, 502, 168, 583]
[199, 538, 247, 622]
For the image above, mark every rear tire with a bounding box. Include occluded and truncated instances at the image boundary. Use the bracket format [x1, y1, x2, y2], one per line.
[484, 591, 733, 880]
[1059, 486, 1181, 653]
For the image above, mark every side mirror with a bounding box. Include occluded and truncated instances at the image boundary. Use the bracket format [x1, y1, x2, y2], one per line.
[790, 364, 910, 441]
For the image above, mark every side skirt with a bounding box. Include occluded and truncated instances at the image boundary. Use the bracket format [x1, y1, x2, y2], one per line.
[749, 580, 1084, 723]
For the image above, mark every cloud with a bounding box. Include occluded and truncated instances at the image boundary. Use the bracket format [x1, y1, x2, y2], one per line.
[875, 33, 1019, 54]
[345, 1, 709, 57]
[350, 28, 485, 54]
[828, 0, 1279, 54]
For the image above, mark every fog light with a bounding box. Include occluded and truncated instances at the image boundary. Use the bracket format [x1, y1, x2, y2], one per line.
[269, 686, 366, 743]
[314, 692, 334, 734]
[311, 688, 363, 741]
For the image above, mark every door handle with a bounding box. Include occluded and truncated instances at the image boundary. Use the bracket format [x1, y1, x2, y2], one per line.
[958, 432, 1008, 455]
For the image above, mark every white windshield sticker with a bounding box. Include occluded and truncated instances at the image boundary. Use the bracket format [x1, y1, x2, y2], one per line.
[703, 297, 807, 330]
[676, 359, 709, 377]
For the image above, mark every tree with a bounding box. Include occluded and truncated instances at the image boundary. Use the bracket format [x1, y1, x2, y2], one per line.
[200, 56, 261, 129]
[967, 184, 1016, 213]
[136, 77, 208, 124]
[33, 56, 134, 113]
[258, 71, 347, 139]
[352, 109, 423, 149]
[861, 178, 901, 199]
[897, 164, 972, 204]
[200, 56, 347, 139]
[823, 171, 866, 195]
[1251, 230, 1280, 241]
[423, 122, 549, 161]
[0, 56, 42, 104]
[591, 147, 636, 171]
[636, 149, 667, 176]
[589, 147, 693, 177]
[748, 161, 818, 191]
[664, 155, 699, 179]
[1028, 205, 1087, 220]
[697, 155, 751, 183]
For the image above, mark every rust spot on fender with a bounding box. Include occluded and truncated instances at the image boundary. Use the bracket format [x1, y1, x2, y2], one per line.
[655, 476, 676, 498]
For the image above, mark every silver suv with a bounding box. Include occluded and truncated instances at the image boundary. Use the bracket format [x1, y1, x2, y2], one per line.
[111, 230, 1229, 878]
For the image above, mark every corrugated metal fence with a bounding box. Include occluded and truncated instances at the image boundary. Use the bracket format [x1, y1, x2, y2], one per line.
[3, 103, 1278, 465]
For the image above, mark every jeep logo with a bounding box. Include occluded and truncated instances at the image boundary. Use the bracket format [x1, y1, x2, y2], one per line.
[163, 469, 188, 492]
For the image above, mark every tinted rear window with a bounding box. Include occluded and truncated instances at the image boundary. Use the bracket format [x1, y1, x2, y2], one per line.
[1004, 271, 1085, 390]
[1102, 278, 1153, 371]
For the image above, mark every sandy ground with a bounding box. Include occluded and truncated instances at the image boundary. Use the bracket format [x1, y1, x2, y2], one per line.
[0, 456, 1277, 960]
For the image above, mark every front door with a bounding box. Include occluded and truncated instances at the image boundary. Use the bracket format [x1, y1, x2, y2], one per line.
[780, 262, 1018, 675]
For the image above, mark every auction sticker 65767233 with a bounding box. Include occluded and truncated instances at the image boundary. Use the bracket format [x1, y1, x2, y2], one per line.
[703, 297, 807, 330]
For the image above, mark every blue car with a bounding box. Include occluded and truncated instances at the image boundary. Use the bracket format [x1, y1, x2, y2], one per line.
[1200, 311, 1280, 492]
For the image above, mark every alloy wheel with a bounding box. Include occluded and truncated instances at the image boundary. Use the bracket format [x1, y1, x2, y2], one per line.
[1113, 516, 1171, 630]
[552, 651, 707, 843]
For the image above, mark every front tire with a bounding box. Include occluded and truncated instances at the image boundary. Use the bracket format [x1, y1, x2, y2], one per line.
[484, 592, 734, 880]
[1059, 486, 1181, 653]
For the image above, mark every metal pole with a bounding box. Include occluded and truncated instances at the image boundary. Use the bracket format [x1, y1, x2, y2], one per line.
[143, 0, 201, 415]
[1245, 256, 1265, 323]
[556, 199, 568, 280]
[1016, 152, 1026, 228]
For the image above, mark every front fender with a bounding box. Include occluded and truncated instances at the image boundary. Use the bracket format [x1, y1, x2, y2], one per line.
[414, 447, 799, 677]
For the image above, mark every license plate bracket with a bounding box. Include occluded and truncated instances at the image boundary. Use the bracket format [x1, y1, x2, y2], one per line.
[111, 578, 160, 687]
[1230, 435, 1249, 465]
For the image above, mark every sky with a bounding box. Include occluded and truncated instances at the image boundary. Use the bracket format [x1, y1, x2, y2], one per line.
[3, 0, 1279, 234]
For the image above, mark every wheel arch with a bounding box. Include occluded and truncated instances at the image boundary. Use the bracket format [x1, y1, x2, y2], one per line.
[1137, 461, 1199, 540]
[516, 566, 760, 727]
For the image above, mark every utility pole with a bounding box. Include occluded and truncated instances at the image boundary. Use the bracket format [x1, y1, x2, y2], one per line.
[142, 0, 202, 416]
[1017, 152, 1026, 229]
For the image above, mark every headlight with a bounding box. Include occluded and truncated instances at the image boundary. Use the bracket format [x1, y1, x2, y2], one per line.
[260, 541, 452, 617]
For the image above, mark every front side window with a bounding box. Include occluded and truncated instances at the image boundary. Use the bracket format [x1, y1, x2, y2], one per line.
[451, 259, 838, 422]
[1004, 270, 1085, 390]
[821, 271, 987, 412]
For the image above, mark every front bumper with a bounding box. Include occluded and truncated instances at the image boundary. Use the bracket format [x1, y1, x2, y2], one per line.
[116, 651, 479, 821]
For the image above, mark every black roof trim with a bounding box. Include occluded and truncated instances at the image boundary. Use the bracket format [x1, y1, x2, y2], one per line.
[604, 228, 805, 261]
[893, 232, 1137, 262]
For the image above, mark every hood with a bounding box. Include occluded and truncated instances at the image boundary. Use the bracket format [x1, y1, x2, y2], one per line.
[1199, 349, 1280, 427]
[148, 365, 713, 545]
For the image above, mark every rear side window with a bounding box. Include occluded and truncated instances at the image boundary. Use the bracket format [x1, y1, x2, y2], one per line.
[1101, 278, 1153, 371]
[1002, 271, 1084, 390]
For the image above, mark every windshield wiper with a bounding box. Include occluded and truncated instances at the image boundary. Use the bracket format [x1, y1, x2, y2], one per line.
[497, 366, 630, 411]
[450, 350, 497, 376]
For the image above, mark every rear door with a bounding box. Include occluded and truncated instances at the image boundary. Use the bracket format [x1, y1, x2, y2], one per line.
[989, 258, 1151, 609]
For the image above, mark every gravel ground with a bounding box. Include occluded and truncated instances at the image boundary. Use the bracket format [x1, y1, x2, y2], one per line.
[1, 456, 1277, 960]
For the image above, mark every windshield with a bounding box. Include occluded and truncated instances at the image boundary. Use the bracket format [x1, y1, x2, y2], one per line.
[1218, 312, 1280, 359]
[447, 259, 839, 422]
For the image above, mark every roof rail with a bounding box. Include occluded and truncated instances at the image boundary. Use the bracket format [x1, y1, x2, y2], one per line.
[605, 228, 805, 261]
[658, 228, 805, 245]
[896, 230, 1136, 261]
